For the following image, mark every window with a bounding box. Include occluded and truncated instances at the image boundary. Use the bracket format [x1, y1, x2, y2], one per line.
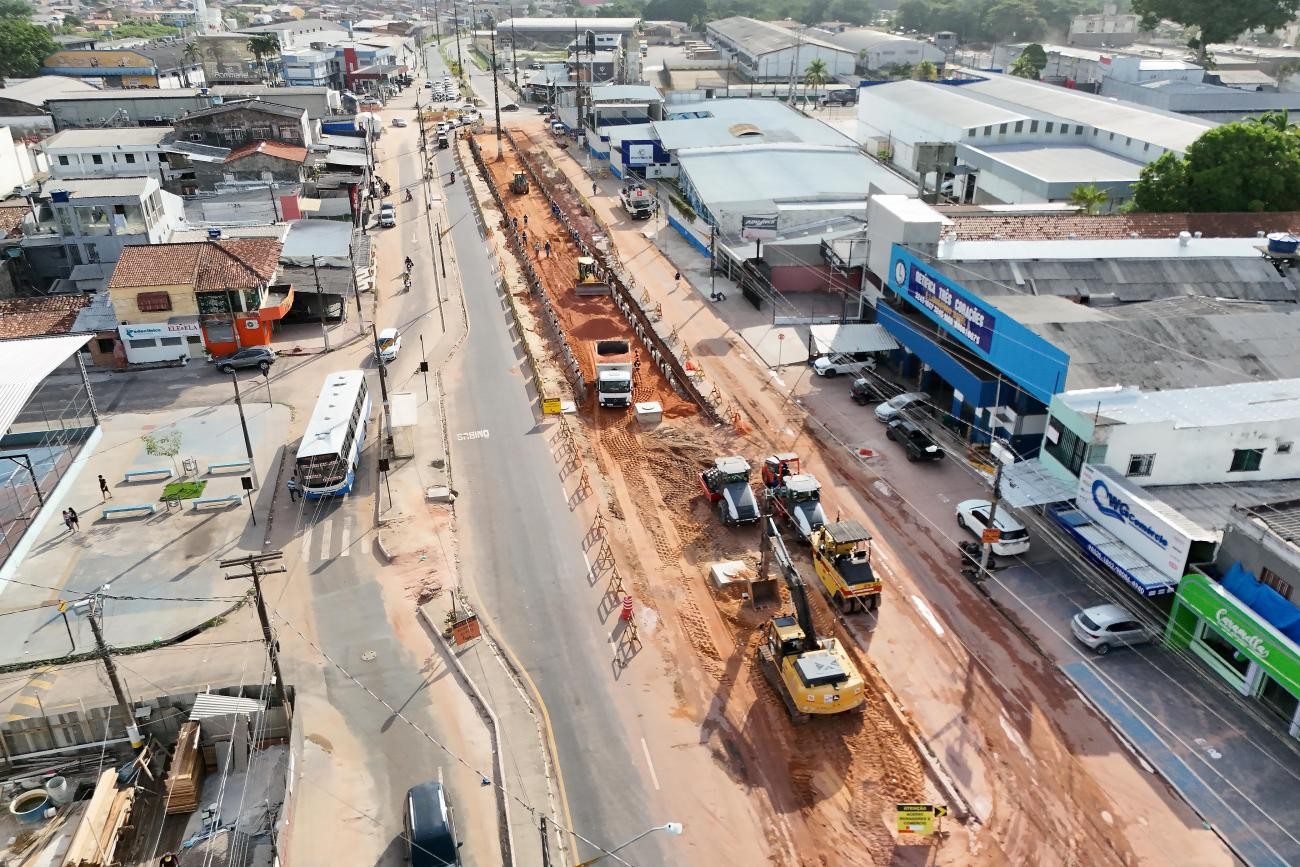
[96, 338, 116, 353]
[982, 125, 992, 135]
[1196, 621, 1253, 677]
[1278, 441, 1293, 454]
[1029, 120, 1038, 133]
[1259, 567, 1293, 600]
[1043, 415, 1088, 476]
[128, 338, 156, 349]
[58, 155, 69, 166]
[136, 291, 173, 312]
[124, 153, 136, 164]
[1229, 448, 1264, 473]
[1045, 122, 1054, 133]
[186, 335, 202, 344]
[1126, 453, 1155, 477]
[1014, 120, 1023, 132]
[1076, 125, 1084, 135]
[159, 336, 183, 347]
[998, 123, 1007, 134]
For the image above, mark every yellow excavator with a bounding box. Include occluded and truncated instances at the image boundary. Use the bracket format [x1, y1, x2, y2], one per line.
[574, 256, 611, 296]
[755, 517, 866, 723]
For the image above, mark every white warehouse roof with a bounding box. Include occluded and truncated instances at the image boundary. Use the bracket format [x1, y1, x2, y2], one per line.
[1059, 379, 1300, 428]
[497, 17, 638, 32]
[679, 145, 912, 210]
[860, 80, 1029, 130]
[707, 17, 851, 57]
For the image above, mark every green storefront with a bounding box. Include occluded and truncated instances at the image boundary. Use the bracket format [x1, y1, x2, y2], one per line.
[1167, 572, 1300, 740]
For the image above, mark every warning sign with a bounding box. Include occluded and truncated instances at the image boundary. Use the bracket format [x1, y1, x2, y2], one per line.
[980, 527, 1002, 544]
[542, 397, 563, 415]
[896, 803, 947, 835]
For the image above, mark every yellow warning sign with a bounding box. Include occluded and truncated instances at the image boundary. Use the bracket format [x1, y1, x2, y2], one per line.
[542, 397, 563, 415]
[980, 527, 1002, 544]
[896, 803, 947, 835]
[57, 600, 68, 613]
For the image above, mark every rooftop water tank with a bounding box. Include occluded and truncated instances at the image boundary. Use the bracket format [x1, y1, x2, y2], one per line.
[1266, 232, 1299, 255]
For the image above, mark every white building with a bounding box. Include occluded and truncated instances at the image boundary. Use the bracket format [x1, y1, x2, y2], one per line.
[41, 128, 174, 181]
[0, 128, 46, 199]
[1068, 6, 1140, 47]
[705, 17, 856, 82]
[812, 27, 945, 72]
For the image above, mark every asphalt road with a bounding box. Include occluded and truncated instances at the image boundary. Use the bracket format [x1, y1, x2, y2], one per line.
[439, 39, 673, 866]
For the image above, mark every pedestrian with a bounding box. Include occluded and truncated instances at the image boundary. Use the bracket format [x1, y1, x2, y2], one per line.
[522, 229, 528, 245]
[98, 474, 111, 500]
[523, 213, 529, 228]
[287, 477, 300, 503]
[592, 182, 598, 196]
[512, 216, 519, 231]
[534, 241, 541, 258]
[544, 240, 551, 258]
[67, 506, 79, 531]
[62, 509, 74, 534]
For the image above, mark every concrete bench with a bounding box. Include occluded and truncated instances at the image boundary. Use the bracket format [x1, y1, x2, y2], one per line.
[103, 503, 157, 519]
[207, 459, 251, 474]
[191, 494, 241, 511]
[124, 467, 172, 482]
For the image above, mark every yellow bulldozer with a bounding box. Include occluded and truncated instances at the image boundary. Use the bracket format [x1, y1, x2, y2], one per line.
[755, 517, 865, 723]
[574, 256, 611, 296]
[510, 171, 529, 194]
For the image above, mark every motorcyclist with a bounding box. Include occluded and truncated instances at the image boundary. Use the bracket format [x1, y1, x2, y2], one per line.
[404, 256, 414, 272]
[448, 170, 455, 185]
[404, 189, 413, 202]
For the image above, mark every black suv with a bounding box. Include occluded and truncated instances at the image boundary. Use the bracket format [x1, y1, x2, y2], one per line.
[850, 377, 889, 406]
[886, 419, 944, 462]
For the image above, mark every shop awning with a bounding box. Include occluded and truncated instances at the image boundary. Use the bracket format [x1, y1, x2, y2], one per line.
[999, 458, 1077, 508]
[1051, 505, 1178, 597]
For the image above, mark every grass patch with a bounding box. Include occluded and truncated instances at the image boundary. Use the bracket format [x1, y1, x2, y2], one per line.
[161, 480, 207, 502]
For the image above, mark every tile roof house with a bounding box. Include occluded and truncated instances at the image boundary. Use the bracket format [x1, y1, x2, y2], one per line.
[0, 295, 90, 339]
[107, 239, 292, 362]
[942, 211, 1300, 241]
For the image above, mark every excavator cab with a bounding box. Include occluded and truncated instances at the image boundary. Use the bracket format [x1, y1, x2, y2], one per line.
[574, 256, 611, 296]
[762, 452, 801, 488]
[510, 171, 529, 194]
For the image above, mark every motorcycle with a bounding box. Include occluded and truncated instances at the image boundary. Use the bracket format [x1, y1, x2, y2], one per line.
[404, 189, 413, 203]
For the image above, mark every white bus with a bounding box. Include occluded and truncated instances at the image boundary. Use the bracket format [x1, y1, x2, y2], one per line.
[296, 370, 372, 499]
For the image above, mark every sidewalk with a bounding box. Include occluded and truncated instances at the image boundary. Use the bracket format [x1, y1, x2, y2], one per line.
[0, 402, 287, 669]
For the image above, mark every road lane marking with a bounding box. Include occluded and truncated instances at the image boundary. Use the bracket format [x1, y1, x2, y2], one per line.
[339, 517, 352, 559]
[910, 595, 946, 638]
[300, 523, 313, 560]
[641, 737, 661, 791]
[320, 521, 333, 561]
[456, 429, 490, 441]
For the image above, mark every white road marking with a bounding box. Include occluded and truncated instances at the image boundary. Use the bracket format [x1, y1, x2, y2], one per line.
[319, 521, 333, 562]
[910, 594, 946, 638]
[456, 429, 490, 441]
[338, 517, 353, 559]
[640, 737, 661, 791]
[301, 523, 314, 560]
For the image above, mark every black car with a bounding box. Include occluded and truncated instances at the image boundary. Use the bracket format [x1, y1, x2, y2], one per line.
[850, 377, 887, 406]
[886, 419, 944, 462]
[536, 103, 553, 114]
[213, 347, 275, 374]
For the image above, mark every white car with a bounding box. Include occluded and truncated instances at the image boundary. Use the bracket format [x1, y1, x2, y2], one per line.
[378, 202, 396, 228]
[376, 327, 402, 363]
[392, 117, 408, 128]
[813, 354, 876, 377]
[955, 499, 1031, 557]
[873, 391, 928, 422]
[461, 111, 481, 124]
[1071, 604, 1156, 655]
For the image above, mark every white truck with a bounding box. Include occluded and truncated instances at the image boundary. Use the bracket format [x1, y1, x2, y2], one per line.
[591, 339, 634, 408]
[620, 181, 656, 221]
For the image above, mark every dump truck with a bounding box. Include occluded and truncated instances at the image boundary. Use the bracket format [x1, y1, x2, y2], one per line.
[591, 339, 634, 408]
[574, 256, 611, 296]
[756, 517, 866, 723]
[620, 181, 656, 220]
[811, 520, 881, 613]
[510, 171, 529, 194]
[698, 456, 760, 526]
[770, 474, 827, 542]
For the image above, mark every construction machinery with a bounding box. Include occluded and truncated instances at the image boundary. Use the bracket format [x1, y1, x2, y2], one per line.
[761, 452, 801, 488]
[574, 256, 611, 296]
[619, 180, 656, 220]
[510, 171, 529, 194]
[698, 456, 760, 526]
[590, 339, 634, 408]
[770, 474, 827, 542]
[811, 521, 881, 613]
[756, 517, 866, 722]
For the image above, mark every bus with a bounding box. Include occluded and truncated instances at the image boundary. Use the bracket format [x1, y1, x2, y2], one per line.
[295, 370, 372, 499]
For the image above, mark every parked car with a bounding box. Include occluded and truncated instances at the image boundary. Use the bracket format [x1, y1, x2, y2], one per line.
[424, 80, 434, 88]
[850, 377, 892, 406]
[1071, 604, 1156, 655]
[213, 346, 275, 374]
[813, 353, 875, 377]
[404, 781, 461, 866]
[501, 102, 520, 111]
[536, 103, 554, 113]
[376, 327, 402, 363]
[392, 117, 408, 127]
[955, 499, 1031, 556]
[378, 202, 396, 228]
[874, 391, 928, 422]
[886, 419, 943, 461]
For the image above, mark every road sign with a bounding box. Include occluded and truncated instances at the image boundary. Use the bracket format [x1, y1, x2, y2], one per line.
[981, 527, 1002, 544]
[57, 600, 68, 613]
[896, 803, 947, 835]
[542, 397, 563, 415]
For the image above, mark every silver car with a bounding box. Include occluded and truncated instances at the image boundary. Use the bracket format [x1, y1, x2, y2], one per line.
[1071, 604, 1156, 655]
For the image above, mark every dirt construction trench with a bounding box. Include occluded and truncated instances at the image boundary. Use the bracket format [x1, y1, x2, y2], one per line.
[473, 131, 948, 866]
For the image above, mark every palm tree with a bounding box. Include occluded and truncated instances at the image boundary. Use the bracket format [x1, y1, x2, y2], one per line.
[247, 34, 280, 85]
[914, 60, 938, 81]
[182, 41, 200, 87]
[1069, 183, 1110, 215]
[803, 58, 828, 109]
[1249, 109, 1298, 132]
[1009, 54, 1040, 80]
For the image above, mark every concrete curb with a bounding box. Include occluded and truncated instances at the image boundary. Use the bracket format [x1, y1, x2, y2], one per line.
[416, 605, 517, 867]
[375, 532, 394, 563]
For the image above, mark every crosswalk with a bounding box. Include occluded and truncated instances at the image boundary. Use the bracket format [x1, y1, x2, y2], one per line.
[299, 512, 358, 564]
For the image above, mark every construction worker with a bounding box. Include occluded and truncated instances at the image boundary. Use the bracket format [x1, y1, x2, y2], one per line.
[544, 240, 551, 258]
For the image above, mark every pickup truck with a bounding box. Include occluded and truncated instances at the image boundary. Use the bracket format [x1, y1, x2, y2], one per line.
[886, 419, 944, 462]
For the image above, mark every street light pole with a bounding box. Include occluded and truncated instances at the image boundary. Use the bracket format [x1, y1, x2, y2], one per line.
[489, 17, 503, 161]
[575, 822, 684, 867]
[229, 370, 259, 489]
[85, 591, 143, 750]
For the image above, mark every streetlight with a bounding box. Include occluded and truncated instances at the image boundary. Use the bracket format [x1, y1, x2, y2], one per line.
[575, 822, 683, 867]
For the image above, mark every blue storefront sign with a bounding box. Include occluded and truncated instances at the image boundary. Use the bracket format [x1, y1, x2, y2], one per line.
[894, 257, 996, 352]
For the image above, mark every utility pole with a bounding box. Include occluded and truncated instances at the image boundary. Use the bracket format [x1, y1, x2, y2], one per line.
[85, 591, 143, 750]
[348, 240, 365, 335]
[370, 323, 395, 444]
[709, 223, 717, 301]
[311, 254, 331, 352]
[979, 439, 1014, 577]
[453, 0, 463, 75]
[221, 552, 291, 722]
[489, 17, 503, 161]
[228, 370, 259, 489]
[509, 5, 519, 91]
[437, 221, 446, 279]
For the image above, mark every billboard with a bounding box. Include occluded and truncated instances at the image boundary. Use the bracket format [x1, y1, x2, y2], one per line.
[1075, 464, 1203, 583]
[741, 214, 778, 240]
[892, 256, 996, 352]
[620, 139, 665, 167]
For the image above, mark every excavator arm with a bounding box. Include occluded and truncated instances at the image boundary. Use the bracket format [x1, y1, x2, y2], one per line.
[761, 517, 817, 655]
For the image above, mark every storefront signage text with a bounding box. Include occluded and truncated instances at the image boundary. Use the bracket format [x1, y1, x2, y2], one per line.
[1214, 608, 1270, 660]
[1092, 477, 1169, 549]
[895, 260, 996, 353]
[119, 322, 201, 340]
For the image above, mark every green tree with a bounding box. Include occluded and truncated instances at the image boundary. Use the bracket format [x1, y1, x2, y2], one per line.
[983, 0, 1046, 40]
[882, 61, 913, 78]
[914, 59, 938, 79]
[804, 57, 829, 104]
[0, 19, 55, 77]
[1133, 0, 1300, 64]
[1133, 123, 1300, 212]
[643, 0, 705, 22]
[0, 0, 32, 19]
[1248, 109, 1298, 132]
[893, 0, 934, 31]
[825, 0, 874, 25]
[1069, 183, 1110, 214]
[1009, 54, 1040, 78]
[246, 33, 280, 84]
[141, 430, 184, 475]
[1133, 151, 1190, 212]
[182, 40, 200, 86]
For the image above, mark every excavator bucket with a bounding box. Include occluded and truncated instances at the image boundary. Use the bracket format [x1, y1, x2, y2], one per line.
[573, 256, 611, 296]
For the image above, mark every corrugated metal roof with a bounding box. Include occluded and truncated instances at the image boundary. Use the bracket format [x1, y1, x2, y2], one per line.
[707, 17, 851, 56]
[0, 335, 93, 435]
[189, 692, 266, 720]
